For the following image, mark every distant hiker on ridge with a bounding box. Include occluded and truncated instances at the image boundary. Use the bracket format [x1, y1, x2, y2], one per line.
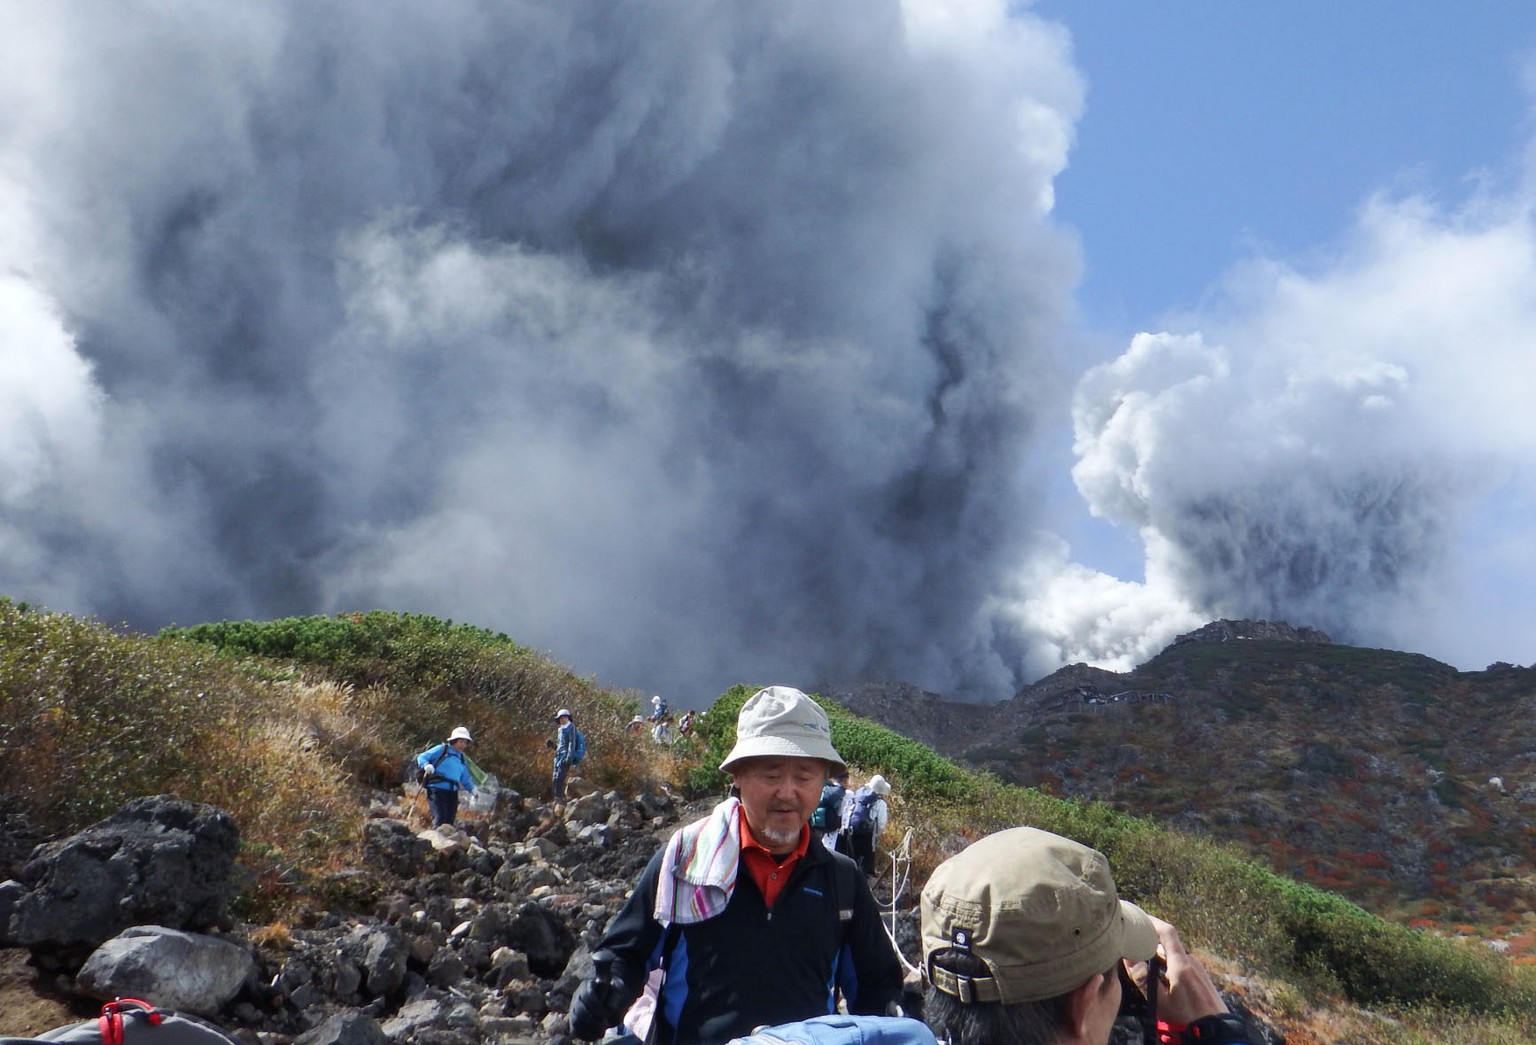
[552, 708, 585, 801]
[813, 769, 849, 853]
[841, 774, 891, 876]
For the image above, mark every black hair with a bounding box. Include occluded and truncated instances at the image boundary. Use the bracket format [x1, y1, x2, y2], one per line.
[923, 950, 1074, 1045]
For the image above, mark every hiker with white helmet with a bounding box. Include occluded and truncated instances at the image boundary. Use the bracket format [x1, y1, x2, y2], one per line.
[415, 726, 475, 828]
[552, 708, 585, 801]
[567, 686, 903, 1045]
[920, 826, 1253, 1045]
[841, 773, 891, 876]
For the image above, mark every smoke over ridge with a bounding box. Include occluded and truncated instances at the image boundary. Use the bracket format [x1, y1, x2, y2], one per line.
[4, 3, 1534, 702]
[0, 1, 1084, 699]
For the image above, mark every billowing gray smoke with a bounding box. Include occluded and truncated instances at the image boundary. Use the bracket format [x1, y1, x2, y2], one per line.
[0, 2, 1085, 699]
[1066, 189, 1536, 673]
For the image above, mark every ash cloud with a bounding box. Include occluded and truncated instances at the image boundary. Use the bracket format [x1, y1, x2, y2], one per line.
[0, 1, 1084, 700]
[7, 2, 1531, 702]
[1061, 189, 1536, 670]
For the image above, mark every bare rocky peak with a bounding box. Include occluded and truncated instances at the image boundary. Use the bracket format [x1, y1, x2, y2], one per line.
[821, 621, 1335, 759]
[816, 680, 994, 758]
[1170, 618, 1333, 646]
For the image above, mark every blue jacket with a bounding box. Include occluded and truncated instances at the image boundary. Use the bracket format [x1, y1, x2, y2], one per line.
[416, 742, 475, 792]
[554, 721, 576, 770]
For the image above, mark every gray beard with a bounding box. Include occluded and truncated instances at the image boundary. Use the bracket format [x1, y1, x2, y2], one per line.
[756, 822, 801, 850]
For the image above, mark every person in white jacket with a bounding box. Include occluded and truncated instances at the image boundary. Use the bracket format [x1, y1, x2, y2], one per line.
[841, 774, 891, 876]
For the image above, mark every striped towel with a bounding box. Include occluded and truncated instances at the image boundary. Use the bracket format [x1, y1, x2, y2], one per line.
[653, 796, 743, 925]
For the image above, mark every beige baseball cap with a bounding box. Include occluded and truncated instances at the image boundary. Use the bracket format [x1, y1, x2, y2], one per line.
[921, 826, 1158, 1004]
[718, 686, 845, 774]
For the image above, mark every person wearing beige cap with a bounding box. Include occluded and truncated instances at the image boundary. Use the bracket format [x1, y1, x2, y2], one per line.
[919, 827, 1254, 1045]
[568, 686, 903, 1045]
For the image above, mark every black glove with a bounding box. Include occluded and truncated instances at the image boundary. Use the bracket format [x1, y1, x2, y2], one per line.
[568, 950, 636, 1041]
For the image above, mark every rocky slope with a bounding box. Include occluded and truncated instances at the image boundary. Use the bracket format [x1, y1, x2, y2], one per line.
[0, 784, 701, 1043]
[823, 620, 1536, 949]
[0, 781, 1300, 1045]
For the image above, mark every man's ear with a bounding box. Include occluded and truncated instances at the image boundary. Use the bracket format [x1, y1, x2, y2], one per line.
[1065, 971, 1112, 1043]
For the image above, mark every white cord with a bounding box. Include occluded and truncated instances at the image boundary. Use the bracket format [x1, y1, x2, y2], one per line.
[879, 828, 921, 976]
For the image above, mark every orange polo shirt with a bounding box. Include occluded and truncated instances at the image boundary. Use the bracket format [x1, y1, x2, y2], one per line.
[738, 810, 810, 909]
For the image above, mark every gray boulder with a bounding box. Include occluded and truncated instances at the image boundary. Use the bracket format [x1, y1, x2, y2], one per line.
[76, 924, 255, 1016]
[361, 819, 432, 877]
[294, 1011, 390, 1045]
[504, 901, 577, 978]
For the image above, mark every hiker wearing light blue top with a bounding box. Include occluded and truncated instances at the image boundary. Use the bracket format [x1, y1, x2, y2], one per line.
[553, 708, 577, 800]
[416, 726, 475, 827]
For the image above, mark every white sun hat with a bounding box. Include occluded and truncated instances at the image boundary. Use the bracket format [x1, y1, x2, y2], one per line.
[448, 726, 473, 742]
[719, 686, 844, 774]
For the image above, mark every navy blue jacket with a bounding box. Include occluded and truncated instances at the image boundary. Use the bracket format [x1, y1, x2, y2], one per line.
[597, 830, 902, 1045]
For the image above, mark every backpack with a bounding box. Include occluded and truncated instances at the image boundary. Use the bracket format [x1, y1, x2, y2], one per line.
[571, 726, 587, 764]
[0, 998, 241, 1045]
[725, 1014, 936, 1045]
[810, 782, 845, 832]
[415, 744, 451, 786]
[845, 788, 879, 836]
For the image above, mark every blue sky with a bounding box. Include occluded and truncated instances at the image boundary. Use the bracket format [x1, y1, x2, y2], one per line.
[1027, 2, 1536, 656]
[1043, 1, 1535, 336]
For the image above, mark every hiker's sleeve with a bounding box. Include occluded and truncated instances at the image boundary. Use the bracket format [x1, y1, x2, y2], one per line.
[594, 847, 665, 994]
[842, 870, 903, 1015]
[416, 744, 439, 768]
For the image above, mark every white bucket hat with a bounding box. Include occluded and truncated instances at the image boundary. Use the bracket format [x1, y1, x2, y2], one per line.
[448, 726, 473, 742]
[867, 774, 892, 796]
[719, 686, 845, 774]
[555, 708, 573, 721]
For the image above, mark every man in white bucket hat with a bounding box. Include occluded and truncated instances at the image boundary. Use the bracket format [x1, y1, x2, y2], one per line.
[568, 686, 902, 1045]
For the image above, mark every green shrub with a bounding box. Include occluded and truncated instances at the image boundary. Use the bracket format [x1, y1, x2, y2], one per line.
[0, 600, 248, 828]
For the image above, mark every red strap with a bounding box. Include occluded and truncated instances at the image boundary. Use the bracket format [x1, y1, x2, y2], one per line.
[1156, 1019, 1187, 1045]
[98, 999, 166, 1043]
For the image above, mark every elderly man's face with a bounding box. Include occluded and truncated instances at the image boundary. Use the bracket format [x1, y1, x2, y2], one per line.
[731, 756, 827, 854]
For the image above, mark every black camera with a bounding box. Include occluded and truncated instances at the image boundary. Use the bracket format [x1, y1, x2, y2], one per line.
[1116, 954, 1164, 1045]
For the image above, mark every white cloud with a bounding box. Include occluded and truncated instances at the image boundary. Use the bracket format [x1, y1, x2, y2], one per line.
[1052, 186, 1536, 670]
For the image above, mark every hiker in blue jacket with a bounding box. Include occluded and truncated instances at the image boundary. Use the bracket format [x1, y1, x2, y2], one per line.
[553, 708, 577, 800]
[567, 686, 902, 1045]
[416, 726, 475, 827]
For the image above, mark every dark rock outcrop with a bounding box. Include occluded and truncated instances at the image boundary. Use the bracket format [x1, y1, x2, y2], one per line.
[7, 795, 239, 957]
